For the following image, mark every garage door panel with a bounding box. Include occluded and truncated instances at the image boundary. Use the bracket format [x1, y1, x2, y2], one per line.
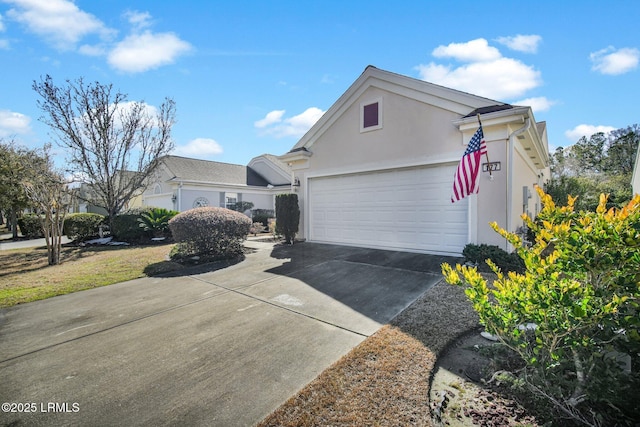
[308, 165, 468, 255]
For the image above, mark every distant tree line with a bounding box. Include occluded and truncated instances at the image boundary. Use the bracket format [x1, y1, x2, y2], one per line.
[545, 124, 639, 211]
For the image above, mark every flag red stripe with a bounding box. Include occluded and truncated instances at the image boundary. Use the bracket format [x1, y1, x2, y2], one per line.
[451, 126, 486, 203]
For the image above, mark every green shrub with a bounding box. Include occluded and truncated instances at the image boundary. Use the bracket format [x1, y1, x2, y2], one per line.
[17, 214, 44, 238]
[252, 209, 275, 226]
[443, 188, 640, 426]
[168, 207, 252, 260]
[111, 207, 154, 243]
[462, 243, 525, 274]
[63, 213, 105, 242]
[137, 207, 179, 239]
[275, 194, 299, 244]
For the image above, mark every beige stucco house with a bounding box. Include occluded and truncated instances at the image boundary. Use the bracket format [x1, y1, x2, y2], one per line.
[141, 154, 291, 213]
[632, 144, 640, 195]
[280, 66, 549, 255]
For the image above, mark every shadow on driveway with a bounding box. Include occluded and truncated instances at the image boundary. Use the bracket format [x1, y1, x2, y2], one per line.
[265, 242, 462, 324]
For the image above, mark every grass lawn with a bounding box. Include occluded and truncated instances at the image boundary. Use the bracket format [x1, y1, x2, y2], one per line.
[0, 243, 176, 308]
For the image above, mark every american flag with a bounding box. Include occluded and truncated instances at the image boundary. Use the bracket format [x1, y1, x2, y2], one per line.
[451, 125, 487, 203]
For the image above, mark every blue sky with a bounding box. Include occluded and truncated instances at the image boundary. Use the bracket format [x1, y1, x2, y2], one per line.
[1, 0, 639, 167]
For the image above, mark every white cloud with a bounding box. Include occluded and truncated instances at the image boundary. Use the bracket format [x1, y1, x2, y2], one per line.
[173, 138, 223, 157]
[564, 124, 616, 142]
[254, 110, 285, 128]
[590, 46, 639, 75]
[5, 0, 114, 50]
[432, 38, 501, 62]
[417, 57, 541, 100]
[4, 3, 191, 73]
[255, 107, 325, 138]
[416, 38, 542, 100]
[107, 31, 192, 73]
[124, 10, 152, 31]
[514, 96, 556, 113]
[0, 13, 5, 31]
[495, 35, 542, 53]
[0, 109, 31, 137]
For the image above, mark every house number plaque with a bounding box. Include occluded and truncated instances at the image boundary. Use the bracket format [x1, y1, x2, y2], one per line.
[482, 162, 501, 172]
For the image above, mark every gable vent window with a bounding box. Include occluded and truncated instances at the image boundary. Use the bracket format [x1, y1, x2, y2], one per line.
[360, 98, 383, 132]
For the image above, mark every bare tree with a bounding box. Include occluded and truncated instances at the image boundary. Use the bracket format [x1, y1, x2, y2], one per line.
[22, 148, 74, 265]
[32, 75, 176, 231]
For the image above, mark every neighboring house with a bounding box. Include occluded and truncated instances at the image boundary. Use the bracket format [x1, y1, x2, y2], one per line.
[141, 154, 291, 213]
[68, 172, 145, 215]
[280, 66, 549, 255]
[632, 144, 640, 195]
[68, 183, 107, 215]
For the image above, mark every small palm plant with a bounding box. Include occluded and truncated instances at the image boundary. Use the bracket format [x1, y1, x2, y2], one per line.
[138, 208, 179, 239]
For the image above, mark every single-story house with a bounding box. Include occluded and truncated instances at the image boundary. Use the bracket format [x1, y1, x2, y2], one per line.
[280, 66, 550, 255]
[632, 144, 640, 195]
[141, 154, 292, 213]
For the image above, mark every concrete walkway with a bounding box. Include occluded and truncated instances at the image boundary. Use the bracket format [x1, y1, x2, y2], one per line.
[0, 241, 458, 426]
[0, 235, 71, 250]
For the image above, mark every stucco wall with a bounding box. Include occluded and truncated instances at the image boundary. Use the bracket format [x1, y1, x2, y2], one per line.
[476, 137, 508, 249]
[306, 87, 465, 174]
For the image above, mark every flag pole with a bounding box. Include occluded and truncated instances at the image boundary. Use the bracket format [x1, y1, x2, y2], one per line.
[477, 114, 492, 178]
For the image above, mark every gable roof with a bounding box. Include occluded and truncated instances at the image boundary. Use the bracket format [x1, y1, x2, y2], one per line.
[287, 65, 503, 153]
[248, 154, 292, 186]
[159, 155, 269, 187]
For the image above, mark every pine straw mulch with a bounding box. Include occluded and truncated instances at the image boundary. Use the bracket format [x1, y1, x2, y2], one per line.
[258, 280, 482, 427]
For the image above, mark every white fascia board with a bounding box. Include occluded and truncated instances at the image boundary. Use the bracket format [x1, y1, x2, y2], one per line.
[279, 150, 312, 170]
[168, 178, 248, 188]
[248, 157, 291, 183]
[453, 106, 530, 130]
[304, 153, 461, 180]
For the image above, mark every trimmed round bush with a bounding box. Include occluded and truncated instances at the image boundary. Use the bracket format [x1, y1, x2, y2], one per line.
[168, 207, 252, 260]
[64, 213, 105, 242]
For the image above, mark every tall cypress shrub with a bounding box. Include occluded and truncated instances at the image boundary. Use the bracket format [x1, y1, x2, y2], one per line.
[275, 193, 300, 244]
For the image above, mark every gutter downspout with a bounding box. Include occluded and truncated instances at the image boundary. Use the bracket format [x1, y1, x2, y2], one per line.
[178, 182, 183, 211]
[506, 117, 531, 249]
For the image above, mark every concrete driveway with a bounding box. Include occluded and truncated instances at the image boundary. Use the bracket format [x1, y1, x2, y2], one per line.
[0, 240, 458, 426]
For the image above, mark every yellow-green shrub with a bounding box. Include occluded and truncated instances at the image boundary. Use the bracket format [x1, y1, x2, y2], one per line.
[442, 187, 640, 425]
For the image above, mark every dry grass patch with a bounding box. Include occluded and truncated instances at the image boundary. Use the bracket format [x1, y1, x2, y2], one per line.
[259, 281, 481, 426]
[0, 244, 175, 307]
[259, 325, 435, 427]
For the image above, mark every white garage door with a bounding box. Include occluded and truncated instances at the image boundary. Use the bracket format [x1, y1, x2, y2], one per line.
[308, 165, 468, 255]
